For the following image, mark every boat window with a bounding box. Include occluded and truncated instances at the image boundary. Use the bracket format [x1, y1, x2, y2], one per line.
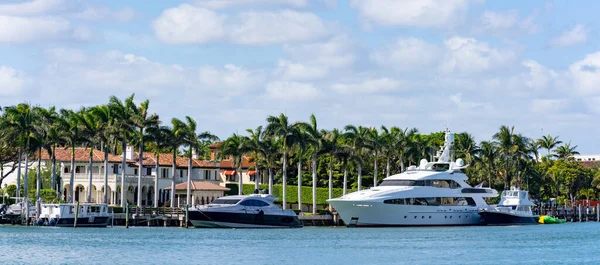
[384, 197, 476, 206]
[210, 199, 241, 205]
[240, 199, 269, 207]
[430, 164, 450, 171]
[379, 180, 424, 186]
[383, 199, 406, 204]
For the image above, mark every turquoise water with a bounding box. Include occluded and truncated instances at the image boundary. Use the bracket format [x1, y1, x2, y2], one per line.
[2, 223, 600, 265]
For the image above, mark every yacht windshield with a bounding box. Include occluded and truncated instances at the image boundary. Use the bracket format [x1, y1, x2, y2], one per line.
[379, 179, 460, 188]
[379, 180, 424, 186]
[210, 199, 241, 205]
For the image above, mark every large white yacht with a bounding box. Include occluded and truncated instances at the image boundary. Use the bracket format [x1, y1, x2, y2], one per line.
[328, 130, 498, 227]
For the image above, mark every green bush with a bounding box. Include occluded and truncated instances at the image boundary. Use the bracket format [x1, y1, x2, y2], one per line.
[240, 184, 351, 205]
[27, 189, 63, 203]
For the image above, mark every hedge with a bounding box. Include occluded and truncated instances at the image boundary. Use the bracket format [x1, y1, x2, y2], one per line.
[237, 184, 352, 205]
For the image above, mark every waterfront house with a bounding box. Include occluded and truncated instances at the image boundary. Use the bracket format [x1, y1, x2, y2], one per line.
[209, 143, 265, 187]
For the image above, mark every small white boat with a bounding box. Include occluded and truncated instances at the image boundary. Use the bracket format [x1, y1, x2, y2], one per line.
[479, 188, 539, 225]
[38, 203, 111, 227]
[188, 194, 302, 228]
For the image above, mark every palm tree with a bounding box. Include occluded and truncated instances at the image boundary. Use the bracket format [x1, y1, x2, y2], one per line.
[129, 98, 160, 207]
[80, 106, 110, 203]
[265, 113, 297, 210]
[218, 133, 248, 195]
[343, 125, 370, 191]
[60, 109, 83, 203]
[493, 125, 515, 189]
[93, 105, 112, 204]
[323, 129, 340, 200]
[108, 95, 135, 207]
[43, 108, 65, 196]
[380, 126, 395, 179]
[300, 114, 325, 214]
[148, 126, 171, 207]
[3, 103, 36, 201]
[511, 134, 531, 187]
[368, 127, 385, 187]
[554, 142, 580, 160]
[539, 134, 562, 159]
[396, 127, 418, 172]
[454, 133, 479, 166]
[289, 123, 309, 211]
[477, 141, 498, 188]
[32, 106, 57, 201]
[166, 121, 184, 207]
[259, 137, 279, 195]
[173, 116, 217, 205]
[246, 126, 264, 192]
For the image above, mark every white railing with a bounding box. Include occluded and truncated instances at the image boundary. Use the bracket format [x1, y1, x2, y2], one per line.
[72, 173, 154, 184]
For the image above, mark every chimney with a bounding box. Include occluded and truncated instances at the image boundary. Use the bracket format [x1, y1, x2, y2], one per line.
[192, 149, 198, 159]
[125, 145, 135, 160]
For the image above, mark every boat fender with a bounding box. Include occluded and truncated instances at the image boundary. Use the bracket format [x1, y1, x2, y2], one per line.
[35, 218, 44, 226]
[49, 218, 57, 226]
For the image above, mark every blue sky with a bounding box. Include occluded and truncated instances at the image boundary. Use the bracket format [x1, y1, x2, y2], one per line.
[1, 0, 599, 153]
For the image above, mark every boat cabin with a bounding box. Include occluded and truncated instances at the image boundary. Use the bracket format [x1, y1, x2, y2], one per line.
[495, 189, 535, 215]
[40, 203, 110, 219]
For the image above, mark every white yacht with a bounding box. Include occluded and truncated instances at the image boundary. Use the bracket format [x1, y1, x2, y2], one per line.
[479, 188, 538, 225]
[328, 130, 498, 227]
[188, 194, 302, 228]
[37, 203, 111, 227]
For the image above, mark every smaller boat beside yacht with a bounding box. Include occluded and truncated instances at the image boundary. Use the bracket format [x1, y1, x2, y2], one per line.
[479, 188, 539, 225]
[37, 203, 111, 227]
[188, 194, 303, 228]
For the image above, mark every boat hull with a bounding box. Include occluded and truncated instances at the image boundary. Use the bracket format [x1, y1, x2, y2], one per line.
[329, 200, 484, 227]
[479, 211, 538, 225]
[41, 216, 111, 227]
[188, 210, 302, 228]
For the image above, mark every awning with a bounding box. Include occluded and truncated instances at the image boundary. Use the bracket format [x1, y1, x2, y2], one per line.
[248, 170, 256, 175]
[223, 170, 236, 175]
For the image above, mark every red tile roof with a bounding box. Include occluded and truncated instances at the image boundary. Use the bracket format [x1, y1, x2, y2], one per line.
[579, 161, 600, 168]
[131, 152, 219, 168]
[219, 156, 254, 169]
[36, 148, 134, 163]
[165, 181, 230, 191]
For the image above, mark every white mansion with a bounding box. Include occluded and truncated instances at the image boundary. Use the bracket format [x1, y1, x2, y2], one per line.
[4, 143, 262, 207]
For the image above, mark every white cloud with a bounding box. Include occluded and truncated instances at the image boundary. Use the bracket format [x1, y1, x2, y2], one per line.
[529, 99, 568, 113]
[568, 51, 600, 96]
[231, 10, 329, 45]
[153, 6, 329, 45]
[198, 64, 263, 96]
[45, 48, 87, 63]
[71, 7, 136, 23]
[331, 78, 401, 94]
[0, 0, 65, 16]
[550, 24, 588, 47]
[480, 10, 519, 31]
[275, 60, 329, 81]
[521, 60, 557, 90]
[441, 36, 515, 74]
[194, 0, 308, 9]
[153, 4, 226, 45]
[283, 35, 355, 68]
[0, 15, 70, 42]
[0, 66, 25, 96]
[370, 38, 440, 71]
[349, 0, 470, 28]
[265, 81, 319, 100]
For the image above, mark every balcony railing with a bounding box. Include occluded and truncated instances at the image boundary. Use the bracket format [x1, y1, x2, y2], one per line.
[72, 173, 155, 185]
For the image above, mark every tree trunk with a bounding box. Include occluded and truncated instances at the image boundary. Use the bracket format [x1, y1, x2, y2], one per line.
[504, 156, 509, 190]
[343, 158, 348, 195]
[24, 152, 29, 199]
[171, 150, 176, 208]
[373, 153, 378, 187]
[255, 160, 259, 191]
[154, 153, 160, 208]
[400, 157, 405, 173]
[297, 154, 302, 212]
[328, 156, 333, 200]
[16, 147, 22, 201]
[237, 162, 243, 195]
[282, 150, 287, 210]
[103, 142, 109, 204]
[36, 147, 42, 200]
[51, 145, 57, 197]
[88, 149, 93, 203]
[120, 140, 126, 207]
[70, 147, 75, 203]
[386, 156, 390, 179]
[357, 163, 362, 191]
[268, 166, 273, 195]
[137, 138, 144, 208]
[187, 155, 192, 205]
[312, 154, 317, 215]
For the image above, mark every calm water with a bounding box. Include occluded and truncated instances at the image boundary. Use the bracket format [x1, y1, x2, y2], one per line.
[1, 223, 600, 265]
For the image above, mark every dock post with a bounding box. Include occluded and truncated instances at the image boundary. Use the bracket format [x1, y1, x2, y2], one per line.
[597, 204, 599, 222]
[125, 204, 129, 229]
[74, 201, 79, 228]
[185, 204, 189, 228]
[578, 204, 582, 222]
